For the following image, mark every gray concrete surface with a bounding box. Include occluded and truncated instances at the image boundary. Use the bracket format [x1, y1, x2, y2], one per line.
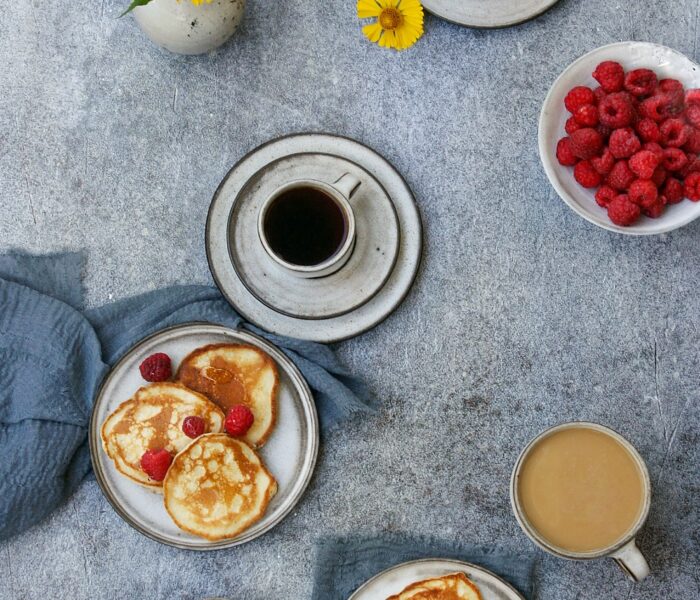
[1, 0, 699, 598]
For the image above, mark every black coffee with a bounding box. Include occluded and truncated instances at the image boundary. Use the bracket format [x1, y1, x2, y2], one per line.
[263, 187, 347, 267]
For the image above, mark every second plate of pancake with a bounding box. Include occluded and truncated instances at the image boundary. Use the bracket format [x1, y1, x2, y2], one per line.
[89, 322, 318, 550]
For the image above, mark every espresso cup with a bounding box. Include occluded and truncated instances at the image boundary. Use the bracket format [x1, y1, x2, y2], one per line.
[257, 173, 361, 279]
[510, 422, 651, 582]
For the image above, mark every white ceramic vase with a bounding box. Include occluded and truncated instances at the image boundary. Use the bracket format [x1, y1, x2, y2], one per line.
[133, 0, 245, 55]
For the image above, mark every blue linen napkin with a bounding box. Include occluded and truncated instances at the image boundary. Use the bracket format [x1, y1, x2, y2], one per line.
[0, 251, 371, 541]
[312, 535, 536, 599]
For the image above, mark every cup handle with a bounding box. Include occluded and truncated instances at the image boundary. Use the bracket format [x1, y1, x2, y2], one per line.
[611, 539, 650, 582]
[332, 173, 361, 200]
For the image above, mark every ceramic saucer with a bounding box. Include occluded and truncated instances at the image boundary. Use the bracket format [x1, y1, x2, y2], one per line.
[422, 0, 560, 28]
[206, 133, 422, 343]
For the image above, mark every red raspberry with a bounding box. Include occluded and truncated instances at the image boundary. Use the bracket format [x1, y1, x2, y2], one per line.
[598, 93, 635, 128]
[595, 185, 616, 208]
[629, 179, 658, 209]
[597, 124, 612, 140]
[593, 86, 607, 104]
[624, 69, 658, 97]
[683, 128, 700, 154]
[685, 88, 700, 106]
[635, 118, 660, 143]
[607, 160, 635, 191]
[139, 353, 172, 382]
[609, 127, 641, 158]
[593, 61, 625, 93]
[644, 142, 664, 161]
[685, 172, 700, 201]
[182, 416, 207, 439]
[643, 199, 666, 218]
[565, 116, 583, 135]
[679, 156, 700, 178]
[556, 137, 578, 166]
[659, 79, 683, 93]
[660, 118, 691, 148]
[688, 105, 700, 129]
[140, 449, 173, 482]
[574, 160, 601, 188]
[662, 177, 684, 204]
[569, 128, 603, 160]
[663, 148, 689, 172]
[574, 104, 599, 126]
[628, 150, 660, 179]
[224, 404, 255, 437]
[591, 148, 615, 175]
[607, 194, 641, 226]
[651, 166, 667, 187]
[565, 86, 596, 113]
[639, 94, 676, 122]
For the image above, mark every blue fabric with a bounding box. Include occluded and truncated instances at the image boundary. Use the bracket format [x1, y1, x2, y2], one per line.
[0, 252, 371, 541]
[312, 535, 536, 599]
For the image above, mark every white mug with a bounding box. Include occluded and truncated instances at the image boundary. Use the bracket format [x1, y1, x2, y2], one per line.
[257, 173, 361, 279]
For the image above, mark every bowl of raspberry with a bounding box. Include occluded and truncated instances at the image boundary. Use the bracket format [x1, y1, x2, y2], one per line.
[539, 42, 700, 234]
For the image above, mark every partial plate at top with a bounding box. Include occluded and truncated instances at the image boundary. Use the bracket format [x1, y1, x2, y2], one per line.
[349, 558, 525, 600]
[422, 0, 560, 28]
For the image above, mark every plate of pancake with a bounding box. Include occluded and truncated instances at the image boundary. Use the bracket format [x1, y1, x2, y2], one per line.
[89, 322, 318, 549]
[349, 559, 524, 600]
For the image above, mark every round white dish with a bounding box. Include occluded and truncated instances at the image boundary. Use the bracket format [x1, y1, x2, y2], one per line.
[349, 558, 524, 600]
[422, 0, 560, 28]
[206, 133, 422, 343]
[89, 323, 318, 550]
[539, 41, 700, 235]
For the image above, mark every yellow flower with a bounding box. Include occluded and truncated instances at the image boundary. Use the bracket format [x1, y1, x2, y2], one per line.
[357, 0, 424, 51]
[188, 0, 213, 4]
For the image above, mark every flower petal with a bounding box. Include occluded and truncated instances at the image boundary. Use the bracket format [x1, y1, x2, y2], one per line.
[357, 0, 382, 18]
[362, 22, 384, 43]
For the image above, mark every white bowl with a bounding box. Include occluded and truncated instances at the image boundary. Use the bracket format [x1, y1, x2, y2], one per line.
[539, 42, 700, 235]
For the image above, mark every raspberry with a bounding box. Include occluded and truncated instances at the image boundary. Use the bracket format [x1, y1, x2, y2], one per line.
[140, 449, 173, 482]
[629, 150, 660, 179]
[224, 405, 255, 437]
[565, 86, 596, 113]
[659, 79, 683, 93]
[679, 156, 700, 178]
[685, 172, 700, 201]
[595, 185, 616, 208]
[569, 128, 603, 160]
[593, 61, 625, 93]
[639, 94, 676, 122]
[591, 148, 615, 175]
[685, 89, 700, 106]
[598, 93, 634, 128]
[607, 194, 641, 226]
[662, 177, 684, 204]
[663, 148, 689, 172]
[139, 353, 172, 382]
[574, 104, 599, 126]
[565, 116, 583, 135]
[609, 127, 641, 158]
[644, 142, 664, 161]
[574, 160, 601, 188]
[607, 160, 635, 191]
[597, 124, 612, 140]
[624, 69, 658, 97]
[644, 199, 666, 219]
[556, 137, 578, 166]
[660, 118, 691, 148]
[593, 86, 607, 104]
[629, 179, 658, 209]
[688, 105, 700, 129]
[635, 118, 660, 143]
[683, 128, 700, 154]
[651, 166, 667, 187]
[182, 416, 207, 439]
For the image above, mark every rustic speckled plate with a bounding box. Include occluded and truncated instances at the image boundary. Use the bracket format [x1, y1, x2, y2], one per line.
[422, 0, 560, 28]
[89, 323, 318, 550]
[349, 558, 525, 600]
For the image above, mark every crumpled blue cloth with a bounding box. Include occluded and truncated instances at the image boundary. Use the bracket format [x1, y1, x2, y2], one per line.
[0, 251, 371, 541]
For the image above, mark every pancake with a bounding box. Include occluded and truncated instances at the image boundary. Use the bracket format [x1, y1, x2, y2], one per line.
[387, 573, 482, 600]
[101, 382, 225, 489]
[163, 433, 277, 540]
[176, 344, 278, 447]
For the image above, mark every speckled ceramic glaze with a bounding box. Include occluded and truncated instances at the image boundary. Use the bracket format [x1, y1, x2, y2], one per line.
[134, 0, 245, 55]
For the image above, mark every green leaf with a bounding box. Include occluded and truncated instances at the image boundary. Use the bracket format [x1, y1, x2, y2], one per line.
[120, 0, 153, 17]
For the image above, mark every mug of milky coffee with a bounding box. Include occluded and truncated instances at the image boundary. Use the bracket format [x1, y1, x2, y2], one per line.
[258, 173, 361, 279]
[510, 422, 651, 581]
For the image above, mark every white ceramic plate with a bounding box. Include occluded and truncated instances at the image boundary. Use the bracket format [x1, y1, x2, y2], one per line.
[539, 42, 700, 235]
[89, 323, 318, 550]
[349, 558, 525, 600]
[422, 0, 559, 28]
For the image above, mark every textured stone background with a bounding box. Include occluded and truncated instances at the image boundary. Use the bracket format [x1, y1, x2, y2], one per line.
[1, 0, 699, 598]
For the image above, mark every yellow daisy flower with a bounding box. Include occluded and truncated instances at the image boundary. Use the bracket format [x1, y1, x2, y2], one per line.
[357, 0, 424, 51]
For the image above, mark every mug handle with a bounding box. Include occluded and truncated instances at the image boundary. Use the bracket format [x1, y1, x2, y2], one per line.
[611, 539, 650, 582]
[332, 173, 361, 200]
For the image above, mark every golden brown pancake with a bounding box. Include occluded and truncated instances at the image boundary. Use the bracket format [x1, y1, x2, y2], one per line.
[387, 573, 482, 600]
[101, 382, 225, 489]
[163, 433, 277, 540]
[176, 344, 278, 447]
